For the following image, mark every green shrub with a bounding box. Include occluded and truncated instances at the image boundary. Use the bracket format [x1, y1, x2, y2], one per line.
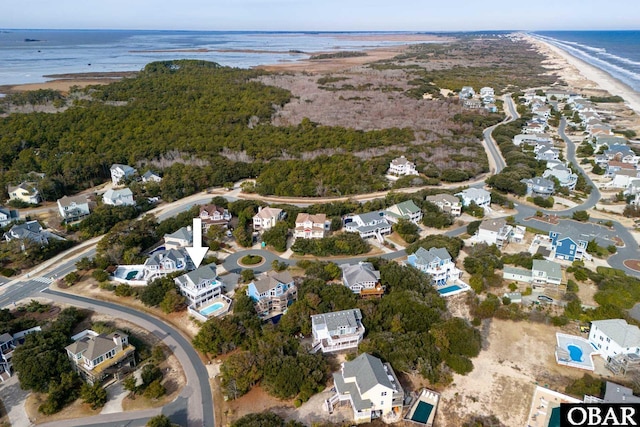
[240, 255, 263, 265]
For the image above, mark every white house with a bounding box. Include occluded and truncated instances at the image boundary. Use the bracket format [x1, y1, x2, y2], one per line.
[521, 177, 555, 197]
[310, 309, 365, 353]
[543, 164, 578, 190]
[253, 207, 284, 231]
[0, 207, 19, 228]
[406, 247, 461, 286]
[164, 226, 193, 250]
[7, 182, 41, 205]
[606, 169, 640, 189]
[459, 86, 475, 99]
[294, 213, 330, 239]
[344, 211, 392, 241]
[329, 353, 404, 423]
[57, 195, 91, 222]
[425, 194, 462, 216]
[142, 248, 192, 282]
[174, 263, 223, 309]
[141, 170, 162, 183]
[110, 164, 136, 186]
[102, 188, 135, 206]
[384, 200, 423, 224]
[340, 262, 383, 298]
[531, 259, 563, 288]
[589, 319, 640, 361]
[388, 156, 419, 176]
[479, 87, 494, 103]
[455, 188, 491, 209]
[476, 218, 513, 249]
[502, 267, 533, 283]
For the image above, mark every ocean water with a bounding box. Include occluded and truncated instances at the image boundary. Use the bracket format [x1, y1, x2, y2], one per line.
[0, 29, 422, 86]
[534, 31, 640, 92]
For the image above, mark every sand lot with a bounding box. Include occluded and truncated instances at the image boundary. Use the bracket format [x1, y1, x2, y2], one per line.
[436, 318, 591, 426]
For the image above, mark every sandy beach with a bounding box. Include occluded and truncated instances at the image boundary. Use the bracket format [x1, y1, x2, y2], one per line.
[524, 33, 640, 116]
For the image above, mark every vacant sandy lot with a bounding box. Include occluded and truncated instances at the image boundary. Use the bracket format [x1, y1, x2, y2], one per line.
[436, 318, 592, 426]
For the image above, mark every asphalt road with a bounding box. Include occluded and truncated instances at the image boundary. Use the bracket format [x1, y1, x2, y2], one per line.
[40, 289, 214, 427]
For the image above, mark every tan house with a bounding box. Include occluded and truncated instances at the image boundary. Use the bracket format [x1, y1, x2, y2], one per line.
[294, 213, 330, 239]
[426, 194, 462, 216]
[65, 329, 136, 385]
[7, 182, 41, 204]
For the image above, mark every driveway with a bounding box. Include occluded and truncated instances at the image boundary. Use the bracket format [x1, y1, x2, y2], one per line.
[0, 375, 30, 427]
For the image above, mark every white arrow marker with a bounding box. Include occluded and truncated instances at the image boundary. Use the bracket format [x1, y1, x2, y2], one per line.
[185, 218, 209, 269]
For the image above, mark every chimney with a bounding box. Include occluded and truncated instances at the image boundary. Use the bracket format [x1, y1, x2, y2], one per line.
[112, 333, 123, 352]
[187, 225, 192, 232]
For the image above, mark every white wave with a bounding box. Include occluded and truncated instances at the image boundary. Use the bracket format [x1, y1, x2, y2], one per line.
[547, 38, 640, 86]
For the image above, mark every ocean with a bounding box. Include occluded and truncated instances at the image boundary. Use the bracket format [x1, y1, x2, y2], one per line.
[534, 31, 640, 92]
[0, 29, 423, 86]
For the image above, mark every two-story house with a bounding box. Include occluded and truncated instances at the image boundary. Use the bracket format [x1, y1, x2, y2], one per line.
[0, 326, 41, 379]
[57, 194, 91, 222]
[102, 188, 135, 206]
[253, 207, 284, 232]
[455, 188, 491, 209]
[340, 262, 383, 298]
[164, 226, 193, 250]
[520, 177, 555, 197]
[476, 218, 513, 249]
[7, 182, 41, 205]
[65, 329, 136, 385]
[459, 86, 475, 99]
[589, 319, 640, 362]
[344, 212, 392, 241]
[174, 263, 223, 309]
[199, 204, 231, 230]
[549, 231, 587, 262]
[531, 259, 563, 288]
[328, 353, 404, 423]
[310, 309, 365, 353]
[141, 170, 162, 183]
[388, 156, 418, 176]
[479, 86, 494, 103]
[3, 220, 63, 250]
[384, 200, 423, 224]
[406, 247, 461, 286]
[142, 248, 192, 282]
[294, 213, 330, 239]
[425, 194, 462, 217]
[543, 164, 578, 190]
[246, 270, 297, 319]
[0, 206, 19, 228]
[110, 164, 136, 186]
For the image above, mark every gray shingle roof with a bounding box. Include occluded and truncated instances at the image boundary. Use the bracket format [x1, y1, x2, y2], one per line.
[357, 211, 386, 224]
[164, 226, 193, 243]
[592, 319, 640, 349]
[532, 259, 562, 281]
[311, 309, 362, 333]
[341, 262, 380, 287]
[252, 270, 294, 294]
[175, 264, 217, 288]
[413, 247, 451, 264]
[342, 353, 393, 394]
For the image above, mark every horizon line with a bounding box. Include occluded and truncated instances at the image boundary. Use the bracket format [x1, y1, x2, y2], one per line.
[1, 27, 639, 33]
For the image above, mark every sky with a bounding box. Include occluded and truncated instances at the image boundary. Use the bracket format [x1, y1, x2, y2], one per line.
[2, 0, 639, 31]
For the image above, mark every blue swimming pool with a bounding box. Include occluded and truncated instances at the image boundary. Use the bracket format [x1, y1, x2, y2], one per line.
[438, 284, 462, 295]
[200, 302, 224, 316]
[568, 344, 583, 362]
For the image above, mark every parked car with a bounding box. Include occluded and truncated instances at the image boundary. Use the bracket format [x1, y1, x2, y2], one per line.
[538, 295, 553, 303]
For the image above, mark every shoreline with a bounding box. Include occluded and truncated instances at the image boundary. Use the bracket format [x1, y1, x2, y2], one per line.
[523, 33, 640, 116]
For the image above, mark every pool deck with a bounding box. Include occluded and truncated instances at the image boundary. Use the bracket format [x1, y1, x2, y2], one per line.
[555, 332, 597, 371]
[526, 385, 581, 427]
[404, 388, 439, 426]
[189, 296, 232, 322]
[436, 280, 471, 297]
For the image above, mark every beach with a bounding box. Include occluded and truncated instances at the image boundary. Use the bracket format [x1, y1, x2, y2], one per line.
[524, 33, 640, 116]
